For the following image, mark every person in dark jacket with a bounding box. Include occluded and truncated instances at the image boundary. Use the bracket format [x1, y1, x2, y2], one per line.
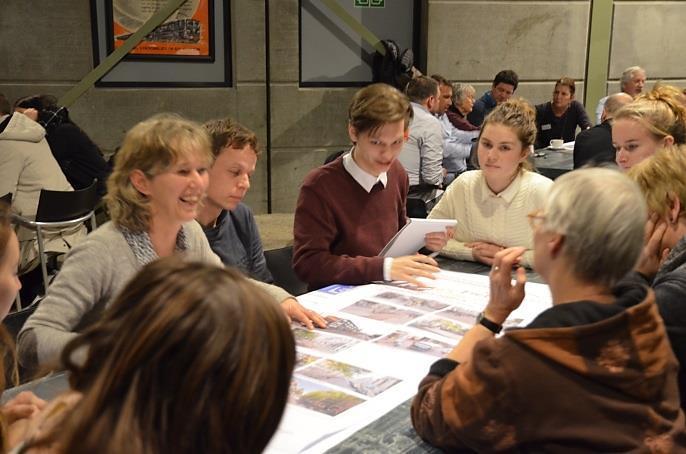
[467, 70, 519, 127]
[623, 144, 686, 409]
[412, 167, 686, 451]
[14, 95, 110, 197]
[573, 92, 632, 168]
[535, 77, 592, 149]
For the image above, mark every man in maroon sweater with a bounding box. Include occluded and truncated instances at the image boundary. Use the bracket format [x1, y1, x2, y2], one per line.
[293, 83, 449, 290]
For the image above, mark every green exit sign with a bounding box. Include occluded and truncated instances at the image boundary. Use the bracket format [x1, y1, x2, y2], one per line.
[354, 0, 384, 7]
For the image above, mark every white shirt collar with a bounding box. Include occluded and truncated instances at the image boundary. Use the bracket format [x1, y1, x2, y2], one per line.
[342, 148, 388, 193]
[479, 170, 523, 204]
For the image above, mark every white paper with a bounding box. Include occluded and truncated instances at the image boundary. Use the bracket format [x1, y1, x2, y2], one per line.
[266, 270, 552, 453]
[379, 218, 457, 258]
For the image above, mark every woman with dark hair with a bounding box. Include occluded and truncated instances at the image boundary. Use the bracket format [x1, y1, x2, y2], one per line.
[14, 258, 295, 453]
[13, 95, 110, 197]
[534, 77, 591, 149]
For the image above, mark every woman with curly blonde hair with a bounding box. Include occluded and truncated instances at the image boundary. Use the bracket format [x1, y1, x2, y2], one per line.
[429, 99, 553, 267]
[613, 84, 686, 171]
[18, 114, 314, 370]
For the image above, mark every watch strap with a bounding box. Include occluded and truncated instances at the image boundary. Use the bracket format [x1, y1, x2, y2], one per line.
[477, 311, 502, 334]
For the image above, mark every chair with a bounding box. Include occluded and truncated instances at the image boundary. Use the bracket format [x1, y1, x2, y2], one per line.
[0, 193, 11, 205]
[406, 198, 428, 218]
[13, 181, 98, 297]
[264, 246, 308, 296]
[3, 298, 42, 384]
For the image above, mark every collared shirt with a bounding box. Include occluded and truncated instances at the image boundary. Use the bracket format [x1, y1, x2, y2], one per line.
[428, 170, 553, 267]
[343, 149, 388, 193]
[439, 114, 479, 176]
[398, 102, 444, 187]
[477, 170, 522, 205]
[341, 149, 393, 280]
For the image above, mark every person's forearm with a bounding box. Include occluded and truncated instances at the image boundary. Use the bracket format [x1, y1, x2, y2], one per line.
[446, 324, 495, 363]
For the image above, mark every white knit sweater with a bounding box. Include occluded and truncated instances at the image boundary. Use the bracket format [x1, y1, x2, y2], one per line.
[429, 170, 553, 267]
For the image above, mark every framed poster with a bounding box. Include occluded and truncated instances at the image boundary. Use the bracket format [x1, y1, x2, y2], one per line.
[90, 0, 232, 87]
[106, 0, 214, 61]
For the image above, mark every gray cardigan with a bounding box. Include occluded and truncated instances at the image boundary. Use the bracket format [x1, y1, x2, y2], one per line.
[18, 220, 291, 368]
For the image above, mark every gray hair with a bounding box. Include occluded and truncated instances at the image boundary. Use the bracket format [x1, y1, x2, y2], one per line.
[451, 83, 476, 105]
[620, 66, 646, 89]
[541, 168, 646, 288]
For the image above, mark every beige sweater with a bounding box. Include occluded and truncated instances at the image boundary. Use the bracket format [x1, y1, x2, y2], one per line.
[428, 170, 553, 267]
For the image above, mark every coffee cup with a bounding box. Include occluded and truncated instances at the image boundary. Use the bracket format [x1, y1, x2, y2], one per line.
[550, 139, 564, 149]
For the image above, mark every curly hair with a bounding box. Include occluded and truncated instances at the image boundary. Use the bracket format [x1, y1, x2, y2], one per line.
[614, 84, 686, 145]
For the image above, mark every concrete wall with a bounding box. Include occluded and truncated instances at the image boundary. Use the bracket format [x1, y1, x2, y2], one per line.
[1, 0, 685, 213]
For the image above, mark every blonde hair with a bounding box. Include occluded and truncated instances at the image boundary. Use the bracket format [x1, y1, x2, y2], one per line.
[543, 168, 646, 288]
[480, 98, 536, 171]
[105, 114, 213, 232]
[614, 84, 686, 144]
[628, 145, 686, 218]
[348, 83, 412, 135]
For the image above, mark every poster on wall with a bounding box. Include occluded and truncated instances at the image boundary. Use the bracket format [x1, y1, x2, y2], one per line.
[106, 0, 214, 61]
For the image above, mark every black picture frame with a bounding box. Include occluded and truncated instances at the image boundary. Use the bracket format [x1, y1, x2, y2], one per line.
[90, 0, 232, 87]
[299, 0, 423, 87]
[104, 0, 215, 63]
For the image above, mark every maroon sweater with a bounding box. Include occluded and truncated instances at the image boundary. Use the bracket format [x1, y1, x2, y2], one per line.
[293, 157, 408, 289]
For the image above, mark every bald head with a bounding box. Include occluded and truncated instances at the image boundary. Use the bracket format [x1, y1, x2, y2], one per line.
[603, 92, 633, 122]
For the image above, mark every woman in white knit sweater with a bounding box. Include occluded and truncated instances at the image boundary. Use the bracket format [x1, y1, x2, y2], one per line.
[429, 99, 553, 267]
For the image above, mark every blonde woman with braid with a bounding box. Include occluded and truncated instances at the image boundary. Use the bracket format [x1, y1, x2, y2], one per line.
[429, 99, 553, 267]
[613, 84, 686, 171]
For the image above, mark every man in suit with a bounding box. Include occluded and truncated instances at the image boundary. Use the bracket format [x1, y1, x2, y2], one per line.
[573, 92, 633, 168]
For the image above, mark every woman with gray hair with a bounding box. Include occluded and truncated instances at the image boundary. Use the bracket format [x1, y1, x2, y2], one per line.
[441, 83, 480, 182]
[446, 83, 479, 132]
[413, 167, 686, 451]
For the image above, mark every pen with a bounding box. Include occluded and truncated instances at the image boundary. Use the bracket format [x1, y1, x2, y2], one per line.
[428, 251, 440, 258]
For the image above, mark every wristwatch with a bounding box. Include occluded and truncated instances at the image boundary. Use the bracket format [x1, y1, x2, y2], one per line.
[476, 311, 502, 334]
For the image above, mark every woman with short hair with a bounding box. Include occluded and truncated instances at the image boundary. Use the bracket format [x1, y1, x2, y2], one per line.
[535, 76, 591, 149]
[623, 144, 686, 409]
[412, 167, 686, 451]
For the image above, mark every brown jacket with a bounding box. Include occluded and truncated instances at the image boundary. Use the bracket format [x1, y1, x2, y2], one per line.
[411, 285, 686, 452]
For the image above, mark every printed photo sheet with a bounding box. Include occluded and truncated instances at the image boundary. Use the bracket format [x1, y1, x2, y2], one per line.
[266, 270, 552, 453]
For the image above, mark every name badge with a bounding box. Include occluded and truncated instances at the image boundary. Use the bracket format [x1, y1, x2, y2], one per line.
[542, 124, 552, 131]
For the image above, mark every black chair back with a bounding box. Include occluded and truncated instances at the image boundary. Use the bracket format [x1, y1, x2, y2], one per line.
[3, 303, 39, 341]
[0, 193, 11, 206]
[264, 246, 308, 296]
[36, 180, 98, 222]
[406, 198, 428, 218]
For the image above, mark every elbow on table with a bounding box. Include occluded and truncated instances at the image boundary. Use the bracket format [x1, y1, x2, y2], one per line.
[16, 327, 40, 370]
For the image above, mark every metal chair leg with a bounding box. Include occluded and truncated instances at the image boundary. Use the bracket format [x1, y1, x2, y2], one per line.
[36, 226, 49, 295]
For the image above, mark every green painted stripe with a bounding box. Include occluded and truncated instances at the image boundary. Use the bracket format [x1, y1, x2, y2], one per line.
[320, 0, 385, 55]
[584, 0, 614, 117]
[59, 0, 187, 107]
